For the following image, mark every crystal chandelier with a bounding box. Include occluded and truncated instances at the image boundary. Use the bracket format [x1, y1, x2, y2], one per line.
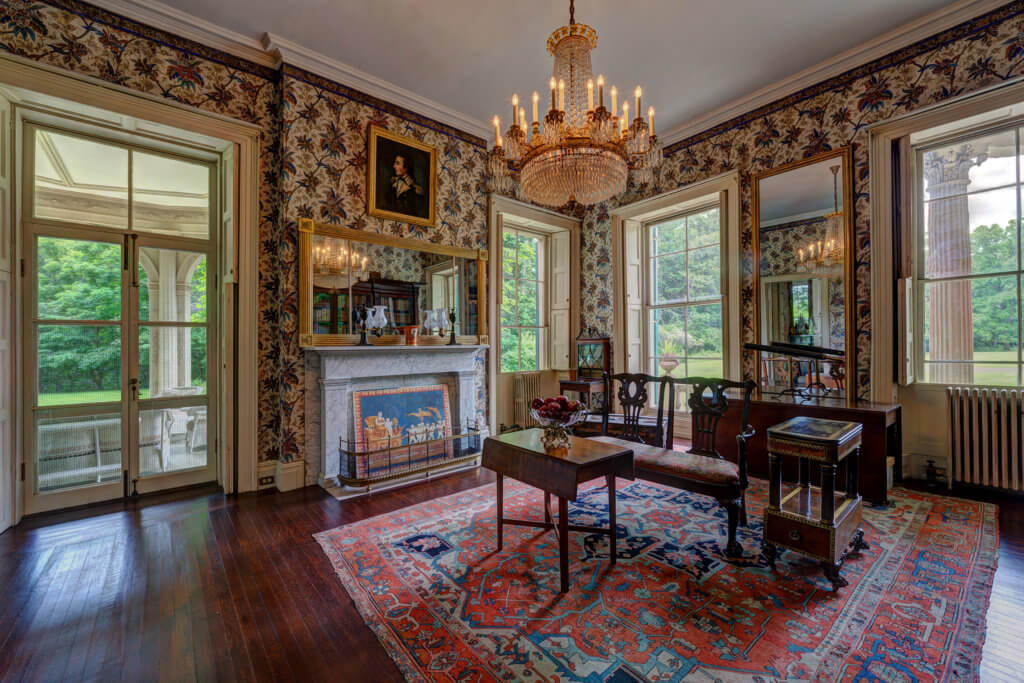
[487, 0, 663, 206]
[797, 164, 844, 274]
[312, 236, 369, 286]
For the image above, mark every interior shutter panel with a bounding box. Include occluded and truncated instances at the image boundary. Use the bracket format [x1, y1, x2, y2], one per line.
[624, 219, 644, 374]
[549, 230, 571, 370]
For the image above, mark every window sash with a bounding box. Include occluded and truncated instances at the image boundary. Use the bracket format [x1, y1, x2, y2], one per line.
[500, 227, 547, 373]
[913, 122, 1024, 386]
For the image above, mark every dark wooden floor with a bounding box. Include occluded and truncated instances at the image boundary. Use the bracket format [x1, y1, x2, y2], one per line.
[0, 471, 1020, 682]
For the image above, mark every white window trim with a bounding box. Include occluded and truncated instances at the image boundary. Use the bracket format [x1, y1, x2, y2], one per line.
[612, 171, 742, 380]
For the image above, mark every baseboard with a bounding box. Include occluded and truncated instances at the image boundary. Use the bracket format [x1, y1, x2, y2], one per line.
[275, 459, 305, 492]
[257, 460, 277, 490]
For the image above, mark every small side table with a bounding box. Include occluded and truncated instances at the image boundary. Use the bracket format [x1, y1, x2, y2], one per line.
[558, 378, 604, 410]
[763, 416, 868, 590]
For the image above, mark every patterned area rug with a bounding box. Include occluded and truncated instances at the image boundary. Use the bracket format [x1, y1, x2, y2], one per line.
[315, 479, 998, 682]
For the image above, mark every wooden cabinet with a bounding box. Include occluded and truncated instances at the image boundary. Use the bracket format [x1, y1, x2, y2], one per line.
[313, 277, 423, 334]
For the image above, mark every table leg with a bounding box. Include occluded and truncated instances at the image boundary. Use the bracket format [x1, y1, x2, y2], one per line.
[558, 496, 569, 593]
[821, 463, 836, 524]
[847, 445, 860, 499]
[496, 473, 503, 551]
[544, 491, 552, 524]
[607, 474, 617, 565]
[768, 452, 782, 509]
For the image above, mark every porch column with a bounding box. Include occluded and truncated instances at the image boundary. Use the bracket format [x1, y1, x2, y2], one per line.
[922, 145, 985, 385]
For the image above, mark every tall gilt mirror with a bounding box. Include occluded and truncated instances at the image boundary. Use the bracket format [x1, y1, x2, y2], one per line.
[297, 218, 487, 347]
[752, 146, 855, 404]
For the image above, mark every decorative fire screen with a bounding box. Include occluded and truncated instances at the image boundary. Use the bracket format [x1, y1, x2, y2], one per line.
[338, 420, 483, 486]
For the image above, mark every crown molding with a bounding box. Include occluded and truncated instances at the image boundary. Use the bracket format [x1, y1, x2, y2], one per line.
[661, 0, 1008, 146]
[87, 0, 276, 67]
[261, 33, 490, 140]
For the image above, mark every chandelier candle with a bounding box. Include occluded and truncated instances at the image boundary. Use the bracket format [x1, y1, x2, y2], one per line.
[487, 0, 663, 205]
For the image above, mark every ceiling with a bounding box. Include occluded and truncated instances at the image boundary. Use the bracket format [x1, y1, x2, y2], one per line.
[145, 0, 959, 141]
[758, 158, 843, 226]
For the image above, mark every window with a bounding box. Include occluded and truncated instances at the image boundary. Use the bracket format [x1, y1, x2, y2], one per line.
[501, 228, 546, 372]
[645, 206, 724, 379]
[914, 123, 1023, 386]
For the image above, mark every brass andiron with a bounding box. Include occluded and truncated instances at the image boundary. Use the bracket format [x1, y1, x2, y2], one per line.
[447, 308, 458, 345]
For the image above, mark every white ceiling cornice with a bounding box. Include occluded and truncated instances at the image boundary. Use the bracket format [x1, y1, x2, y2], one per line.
[261, 33, 491, 140]
[87, 0, 1004, 149]
[661, 0, 1008, 146]
[88, 0, 276, 68]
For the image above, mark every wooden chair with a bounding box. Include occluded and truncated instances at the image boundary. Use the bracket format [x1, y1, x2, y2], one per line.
[594, 373, 756, 557]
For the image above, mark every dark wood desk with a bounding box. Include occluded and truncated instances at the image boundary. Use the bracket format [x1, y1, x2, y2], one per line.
[482, 429, 635, 593]
[702, 396, 900, 503]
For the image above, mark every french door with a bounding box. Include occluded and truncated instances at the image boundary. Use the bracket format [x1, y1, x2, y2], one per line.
[22, 124, 217, 514]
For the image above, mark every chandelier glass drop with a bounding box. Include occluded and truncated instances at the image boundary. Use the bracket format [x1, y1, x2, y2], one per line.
[487, 0, 663, 207]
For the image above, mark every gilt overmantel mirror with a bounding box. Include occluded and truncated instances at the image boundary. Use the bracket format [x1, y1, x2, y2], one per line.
[297, 218, 488, 347]
[752, 146, 855, 404]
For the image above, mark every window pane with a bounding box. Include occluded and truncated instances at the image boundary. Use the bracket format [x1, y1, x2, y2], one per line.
[139, 405, 208, 476]
[649, 307, 686, 359]
[517, 281, 538, 326]
[923, 129, 1016, 197]
[923, 186, 1016, 278]
[36, 412, 121, 492]
[653, 252, 686, 304]
[500, 326, 519, 372]
[34, 129, 128, 229]
[687, 245, 720, 300]
[37, 324, 120, 406]
[501, 277, 517, 326]
[687, 357, 724, 377]
[923, 276, 1018, 383]
[687, 208, 720, 248]
[652, 218, 686, 255]
[687, 303, 724, 357]
[517, 233, 539, 280]
[923, 363, 1017, 386]
[37, 237, 121, 321]
[520, 328, 539, 371]
[138, 248, 207, 322]
[502, 231, 517, 279]
[132, 152, 210, 239]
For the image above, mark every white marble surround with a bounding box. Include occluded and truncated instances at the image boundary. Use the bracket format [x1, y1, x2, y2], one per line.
[304, 345, 488, 487]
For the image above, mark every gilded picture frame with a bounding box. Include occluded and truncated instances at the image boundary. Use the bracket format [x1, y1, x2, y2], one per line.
[367, 125, 437, 228]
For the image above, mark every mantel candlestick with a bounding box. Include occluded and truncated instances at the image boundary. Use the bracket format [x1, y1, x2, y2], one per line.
[448, 308, 458, 345]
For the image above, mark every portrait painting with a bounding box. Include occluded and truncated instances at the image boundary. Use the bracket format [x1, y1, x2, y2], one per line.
[367, 125, 437, 228]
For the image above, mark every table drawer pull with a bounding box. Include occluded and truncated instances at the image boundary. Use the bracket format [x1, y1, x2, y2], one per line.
[789, 529, 802, 542]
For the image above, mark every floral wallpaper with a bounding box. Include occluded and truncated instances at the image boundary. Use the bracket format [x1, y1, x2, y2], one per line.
[579, 2, 1024, 400]
[278, 67, 489, 462]
[759, 217, 828, 277]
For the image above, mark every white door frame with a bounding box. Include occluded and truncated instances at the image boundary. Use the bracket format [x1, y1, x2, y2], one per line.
[0, 53, 261, 524]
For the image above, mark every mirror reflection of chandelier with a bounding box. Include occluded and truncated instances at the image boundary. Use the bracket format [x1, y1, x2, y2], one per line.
[312, 236, 370, 286]
[487, 0, 663, 206]
[797, 164, 844, 273]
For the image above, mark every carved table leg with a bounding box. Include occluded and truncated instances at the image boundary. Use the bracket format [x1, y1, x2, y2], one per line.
[851, 528, 869, 552]
[821, 560, 849, 591]
[607, 474, 617, 565]
[496, 473, 503, 551]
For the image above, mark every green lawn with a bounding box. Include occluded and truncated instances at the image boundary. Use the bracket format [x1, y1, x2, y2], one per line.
[38, 383, 206, 407]
[925, 350, 1019, 386]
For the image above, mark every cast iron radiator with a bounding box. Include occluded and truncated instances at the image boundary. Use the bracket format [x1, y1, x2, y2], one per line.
[947, 386, 1024, 491]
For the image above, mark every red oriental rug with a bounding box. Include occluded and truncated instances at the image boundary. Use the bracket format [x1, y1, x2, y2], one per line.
[314, 479, 998, 682]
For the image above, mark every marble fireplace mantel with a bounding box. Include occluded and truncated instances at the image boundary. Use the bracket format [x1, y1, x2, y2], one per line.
[303, 345, 488, 490]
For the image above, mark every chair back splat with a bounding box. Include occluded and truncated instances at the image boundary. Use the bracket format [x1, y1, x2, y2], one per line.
[671, 377, 755, 457]
[601, 373, 672, 447]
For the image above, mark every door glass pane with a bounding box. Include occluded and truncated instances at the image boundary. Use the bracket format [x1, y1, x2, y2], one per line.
[34, 129, 129, 229]
[140, 325, 207, 398]
[36, 412, 121, 492]
[132, 152, 210, 239]
[37, 324, 120, 406]
[139, 405, 207, 475]
[37, 237, 121, 321]
[138, 248, 207, 322]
